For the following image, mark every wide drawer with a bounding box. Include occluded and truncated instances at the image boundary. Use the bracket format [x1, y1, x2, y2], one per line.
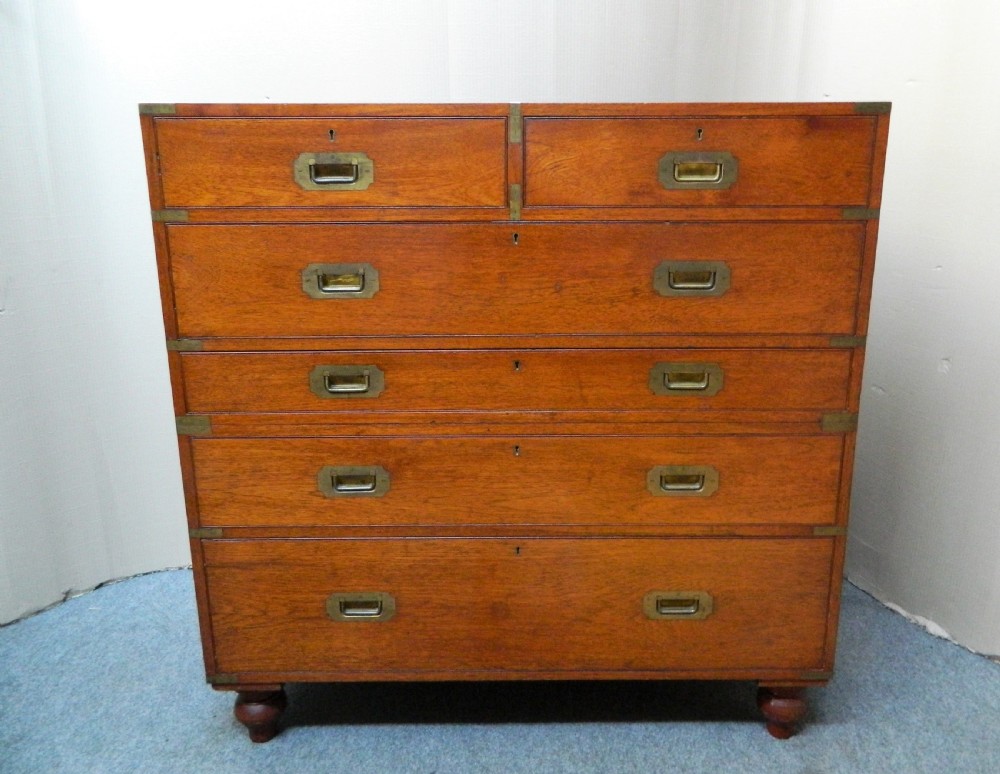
[154, 118, 507, 208]
[524, 116, 875, 207]
[191, 435, 844, 528]
[167, 222, 865, 338]
[180, 348, 851, 413]
[203, 537, 832, 674]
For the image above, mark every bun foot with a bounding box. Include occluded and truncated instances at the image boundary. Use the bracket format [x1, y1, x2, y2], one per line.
[234, 687, 287, 742]
[757, 686, 807, 739]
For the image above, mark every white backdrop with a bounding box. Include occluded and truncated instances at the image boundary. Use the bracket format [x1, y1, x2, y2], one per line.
[2, 1, 998, 654]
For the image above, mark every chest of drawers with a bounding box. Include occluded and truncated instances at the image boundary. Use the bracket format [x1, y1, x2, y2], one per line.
[140, 102, 889, 741]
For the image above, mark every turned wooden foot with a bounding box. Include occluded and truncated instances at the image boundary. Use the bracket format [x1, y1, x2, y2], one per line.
[757, 686, 807, 739]
[234, 687, 287, 743]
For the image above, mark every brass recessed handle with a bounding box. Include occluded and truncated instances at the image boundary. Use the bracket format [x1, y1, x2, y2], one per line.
[666, 370, 709, 390]
[658, 152, 738, 190]
[670, 269, 716, 290]
[309, 365, 385, 399]
[334, 473, 376, 492]
[318, 465, 391, 498]
[326, 592, 396, 622]
[311, 161, 359, 185]
[662, 473, 704, 491]
[320, 271, 363, 293]
[649, 363, 724, 396]
[653, 261, 730, 297]
[647, 465, 719, 497]
[301, 263, 379, 299]
[326, 371, 369, 394]
[675, 161, 722, 183]
[659, 597, 700, 615]
[293, 152, 374, 190]
[642, 591, 714, 620]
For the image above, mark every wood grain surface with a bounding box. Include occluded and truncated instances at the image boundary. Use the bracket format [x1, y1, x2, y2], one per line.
[179, 348, 852, 413]
[203, 537, 833, 674]
[524, 116, 875, 207]
[167, 222, 865, 338]
[156, 118, 507, 208]
[190, 434, 844, 527]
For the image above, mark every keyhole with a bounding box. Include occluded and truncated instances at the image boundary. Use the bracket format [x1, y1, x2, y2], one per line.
[513, 359, 521, 371]
[514, 546, 521, 556]
[512, 232, 519, 245]
[513, 445, 521, 457]
[696, 128, 704, 141]
[328, 129, 336, 141]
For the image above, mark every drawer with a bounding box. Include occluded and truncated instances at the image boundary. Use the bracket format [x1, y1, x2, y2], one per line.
[524, 116, 875, 207]
[167, 222, 865, 338]
[155, 118, 507, 208]
[203, 537, 832, 674]
[191, 435, 843, 527]
[180, 348, 851, 413]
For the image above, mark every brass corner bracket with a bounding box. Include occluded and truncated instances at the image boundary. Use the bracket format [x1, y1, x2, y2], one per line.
[152, 209, 189, 222]
[821, 413, 859, 433]
[842, 207, 879, 221]
[854, 102, 891, 115]
[139, 103, 177, 116]
[176, 416, 212, 436]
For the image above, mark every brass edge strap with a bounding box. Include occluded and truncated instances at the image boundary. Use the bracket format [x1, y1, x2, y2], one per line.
[508, 104, 523, 143]
[166, 338, 203, 352]
[152, 209, 189, 222]
[139, 103, 177, 115]
[799, 671, 833, 681]
[854, 102, 891, 115]
[813, 526, 847, 537]
[821, 413, 859, 433]
[189, 527, 223, 539]
[842, 207, 879, 220]
[509, 183, 522, 221]
[176, 416, 212, 436]
[829, 335, 866, 348]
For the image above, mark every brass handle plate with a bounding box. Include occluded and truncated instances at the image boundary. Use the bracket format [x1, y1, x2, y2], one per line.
[326, 592, 396, 622]
[317, 465, 391, 498]
[647, 465, 719, 497]
[642, 591, 714, 620]
[293, 152, 374, 191]
[653, 261, 730, 297]
[649, 363, 724, 396]
[309, 365, 385, 399]
[658, 152, 738, 190]
[301, 263, 380, 299]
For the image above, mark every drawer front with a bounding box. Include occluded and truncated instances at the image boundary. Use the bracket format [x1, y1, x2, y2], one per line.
[204, 537, 832, 674]
[524, 116, 875, 207]
[155, 118, 507, 208]
[168, 222, 864, 338]
[180, 349, 851, 413]
[191, 435, 844, 527]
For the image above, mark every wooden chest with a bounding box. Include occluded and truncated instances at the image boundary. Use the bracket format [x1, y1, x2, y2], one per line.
[140, 102, 889, 741]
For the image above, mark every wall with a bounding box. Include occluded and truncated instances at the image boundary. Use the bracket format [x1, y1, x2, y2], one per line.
[2, 0, 997, 653]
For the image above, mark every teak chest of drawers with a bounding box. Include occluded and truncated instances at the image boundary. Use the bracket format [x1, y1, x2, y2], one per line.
[140, 102, 889, 741]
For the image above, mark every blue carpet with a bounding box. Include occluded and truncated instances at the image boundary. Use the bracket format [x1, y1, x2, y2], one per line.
[1, 570, 997, 773]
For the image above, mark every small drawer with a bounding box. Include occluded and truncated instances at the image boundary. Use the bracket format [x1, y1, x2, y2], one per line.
[179, 348, 852, 414]
[190, 434, 844, 528]
[524, 116, 876, 207]
[154, 118, 507, 208]
[203, 537, 833, 674]
[167, 222, 864, 338]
